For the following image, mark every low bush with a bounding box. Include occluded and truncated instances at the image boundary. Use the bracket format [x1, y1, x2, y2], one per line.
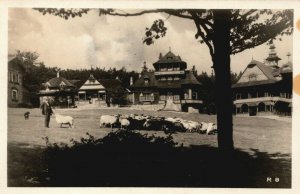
[42, 130, 291, 187]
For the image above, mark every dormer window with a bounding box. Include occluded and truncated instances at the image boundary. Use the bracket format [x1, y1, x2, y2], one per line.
[144, 78, 149, 84]
[60, 81, 66, 88]
[248, 73, 257, 81]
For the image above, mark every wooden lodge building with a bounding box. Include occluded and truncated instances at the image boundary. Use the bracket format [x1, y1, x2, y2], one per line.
[232, 42, 292, 116]
[77, 73, 122, 106]
[130, 50, 203, 112]
[38, 72, 77, 107]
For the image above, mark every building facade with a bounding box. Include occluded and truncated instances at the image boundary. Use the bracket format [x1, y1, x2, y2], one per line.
[38, 72, 77, 107]
[8, 57, 31, 107]
[232, 43, 292, 116]
[130, 51, 203, 112]
[77, 74, 123, 107]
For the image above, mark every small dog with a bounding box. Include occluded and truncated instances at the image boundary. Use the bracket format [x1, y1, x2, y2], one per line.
[24, 112, 30, 120]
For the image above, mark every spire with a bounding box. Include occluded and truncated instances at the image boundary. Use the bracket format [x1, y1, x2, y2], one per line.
[142, 61, 148, 72]
[159, 53, 163, 59]
[265, 40, 281, 68]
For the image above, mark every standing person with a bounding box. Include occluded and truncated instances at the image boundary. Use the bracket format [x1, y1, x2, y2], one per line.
[41, 98, 53, 128]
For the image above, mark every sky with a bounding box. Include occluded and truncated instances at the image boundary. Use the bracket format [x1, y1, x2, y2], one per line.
[8, 8, 293, 74]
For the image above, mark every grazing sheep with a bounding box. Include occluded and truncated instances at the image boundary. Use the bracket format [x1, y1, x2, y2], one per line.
[206, 122, 217, 135]
[126, 116, 147, 130]
[120, 118, 130, 129]
[199, 122, 209, 134]
[55, 114, 74, 128]
[99, 115, 119, 128]
[143, 118, 165, 131]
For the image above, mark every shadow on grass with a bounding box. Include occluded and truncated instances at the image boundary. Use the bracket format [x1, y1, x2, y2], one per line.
[8, 130, 291, 188]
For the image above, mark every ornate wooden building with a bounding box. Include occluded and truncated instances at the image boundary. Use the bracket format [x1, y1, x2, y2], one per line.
[232, 42, 292, 116]
[130, 50, 203, 112]
[38, 72, 77, 107]
[77, 73, 123, 107]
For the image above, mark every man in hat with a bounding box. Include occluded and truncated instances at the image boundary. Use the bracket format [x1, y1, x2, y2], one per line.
[40, 97, 53, 128]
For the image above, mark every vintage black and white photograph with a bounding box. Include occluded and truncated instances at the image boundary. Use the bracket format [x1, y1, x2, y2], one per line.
[6, 7, 294, 188]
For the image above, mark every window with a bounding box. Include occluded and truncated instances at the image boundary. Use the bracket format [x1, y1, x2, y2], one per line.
[160, 95, 166, 101]
[13, 74, 16, 83]
[167, 76, 173, 81]
[140, 93, 154, 102]
[248, 73, 257, 81]
[144, 79, 149, 84]
[174, 76, 180, 80]
[60, 81, 66, 88]
[161, 77, 166, 81]
[12, 89, 18, 101]
[173, 95, 180, 101]
[184, 92, 189, 100]
[9, 72, 12, 82]
[16, 74, 19, 83]
[192, 91, 198, 100]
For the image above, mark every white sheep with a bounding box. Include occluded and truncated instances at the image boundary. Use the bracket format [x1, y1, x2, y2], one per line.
[206, 122, 217, 135]
[54, 114, 74, 128]
[99, 115, 119, 128]
[120, 118, 130, 129]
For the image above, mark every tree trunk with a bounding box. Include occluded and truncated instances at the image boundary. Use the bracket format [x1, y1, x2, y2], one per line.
[212, 10, 234, 151]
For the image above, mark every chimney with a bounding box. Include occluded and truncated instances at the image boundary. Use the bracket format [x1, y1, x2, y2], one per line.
[159, 53, 162, 59]
[130, 76, 133, 85]
[57, 71, 60, 78]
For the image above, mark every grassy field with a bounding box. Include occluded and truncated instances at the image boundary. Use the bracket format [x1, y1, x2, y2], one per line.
[7, 107, 292, 187]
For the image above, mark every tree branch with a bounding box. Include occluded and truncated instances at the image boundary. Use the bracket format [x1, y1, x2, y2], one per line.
[190, 13, 214, 61]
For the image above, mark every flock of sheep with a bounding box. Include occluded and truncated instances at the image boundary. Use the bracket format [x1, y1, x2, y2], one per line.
[51, 111, 217, 135]
[99, 114, 218, 134]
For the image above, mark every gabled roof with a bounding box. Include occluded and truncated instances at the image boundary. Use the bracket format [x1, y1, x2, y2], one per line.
[79, 74, 105, 91]
[182, 71, 202, 85]
[129, 71, 157, 88]
[8, 57, 26, 72]
[155, 51, 183, 64]
[153, 51, 187, 69]
[232, 59, 281, 88]
[46, 77, 75, 88]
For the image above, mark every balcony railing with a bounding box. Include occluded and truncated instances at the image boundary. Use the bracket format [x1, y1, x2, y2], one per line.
[181, 99, 203, 104]
[154, 70, 185, 76]
[234, 96, 292, 104]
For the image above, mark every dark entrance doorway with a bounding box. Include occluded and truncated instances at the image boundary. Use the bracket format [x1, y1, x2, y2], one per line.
[249, 105, 257, 116]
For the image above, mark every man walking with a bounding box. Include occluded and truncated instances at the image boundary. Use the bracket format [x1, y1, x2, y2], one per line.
[41, 98, 53, 128]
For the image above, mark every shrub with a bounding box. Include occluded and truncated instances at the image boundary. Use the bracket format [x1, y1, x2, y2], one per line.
[43, 130, 181, 186]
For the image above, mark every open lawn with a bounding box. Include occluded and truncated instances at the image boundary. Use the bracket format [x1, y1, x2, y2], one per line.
[7, 107, 292, 187]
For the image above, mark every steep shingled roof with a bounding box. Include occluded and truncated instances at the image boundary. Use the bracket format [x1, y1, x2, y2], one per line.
[155, 51, 183, 63]
[153, 51, 187, 69]
[8, 57, 26, 72]
[130, 71, 157, 88]
[46, 77, 75, 88]
[232, 60, 281, 88]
